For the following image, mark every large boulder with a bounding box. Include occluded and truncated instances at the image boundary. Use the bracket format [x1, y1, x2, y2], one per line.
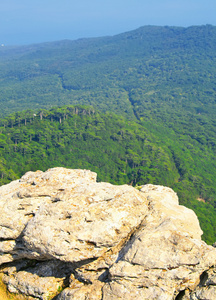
[0, 168, 216, 299]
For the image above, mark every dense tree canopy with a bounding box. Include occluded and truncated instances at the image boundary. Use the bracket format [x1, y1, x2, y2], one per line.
[0, 105, 216, 244]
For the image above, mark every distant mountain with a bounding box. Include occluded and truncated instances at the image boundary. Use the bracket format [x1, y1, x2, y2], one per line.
[0, 25, 216, 118]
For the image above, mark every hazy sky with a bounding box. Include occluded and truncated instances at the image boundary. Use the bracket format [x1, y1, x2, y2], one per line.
[1, 0, 216, 45]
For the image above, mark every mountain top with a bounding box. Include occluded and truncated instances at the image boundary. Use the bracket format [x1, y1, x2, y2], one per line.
[1, 167, 216, 299]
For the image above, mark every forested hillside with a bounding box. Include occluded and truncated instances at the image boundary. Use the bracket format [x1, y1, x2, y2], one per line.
[0, 105, 178, 186]
[0, 105, 216, 244]
[1, 25, 216, 119]
[0, 25, 216, 243]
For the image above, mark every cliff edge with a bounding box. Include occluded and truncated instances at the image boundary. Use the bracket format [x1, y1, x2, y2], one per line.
[0, 167, 216, 299]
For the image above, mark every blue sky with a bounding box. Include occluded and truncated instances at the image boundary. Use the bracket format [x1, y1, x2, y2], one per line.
[1, 0, 216, 45]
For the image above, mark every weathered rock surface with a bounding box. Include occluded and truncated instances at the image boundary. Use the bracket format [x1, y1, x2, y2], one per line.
[0, 167, 216, 299]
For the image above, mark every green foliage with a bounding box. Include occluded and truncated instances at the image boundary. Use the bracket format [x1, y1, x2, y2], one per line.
[0, 105, 178, 187]
[0, 105, 216, 244]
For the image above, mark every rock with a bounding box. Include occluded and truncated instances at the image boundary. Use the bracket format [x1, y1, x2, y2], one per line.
[57, 281, 104, 300]
[2, 260, 74, 299]
[0, 168, 216, 299]
[4, 270, 62, 299]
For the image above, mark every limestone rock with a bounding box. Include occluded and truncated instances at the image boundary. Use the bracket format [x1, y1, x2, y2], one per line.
[0, 168, 216, 299]
[57, 281, 104, 300]
[2, 260, 73, 299]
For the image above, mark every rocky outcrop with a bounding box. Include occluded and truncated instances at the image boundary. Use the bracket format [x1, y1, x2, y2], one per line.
[0, 167, 216, 299]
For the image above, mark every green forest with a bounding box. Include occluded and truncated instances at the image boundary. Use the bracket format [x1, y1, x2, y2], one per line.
[0, 105, 216, 244]
[0, 25, 216, 244]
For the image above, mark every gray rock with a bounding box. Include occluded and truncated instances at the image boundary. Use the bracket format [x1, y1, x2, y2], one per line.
[0, 168, 216, 299]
